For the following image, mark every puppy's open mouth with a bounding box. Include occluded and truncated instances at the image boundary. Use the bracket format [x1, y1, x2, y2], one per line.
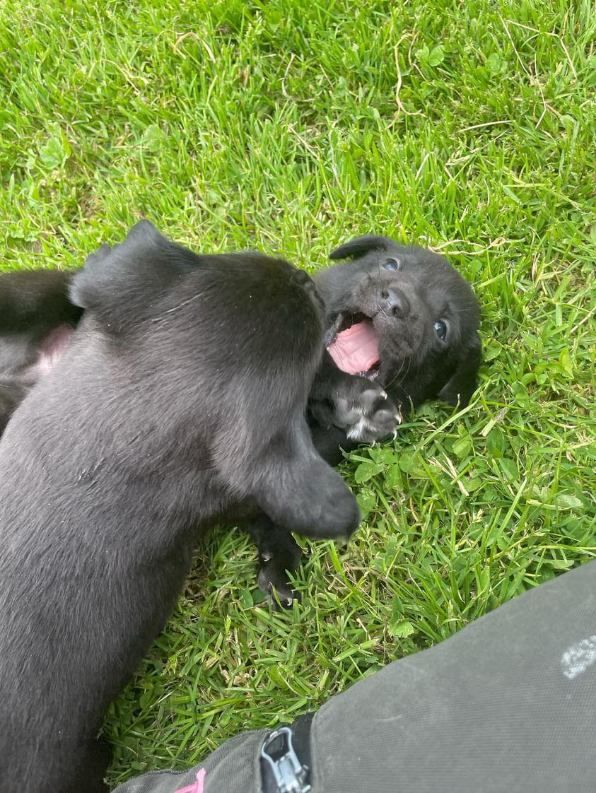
[326, 313, 381, 378]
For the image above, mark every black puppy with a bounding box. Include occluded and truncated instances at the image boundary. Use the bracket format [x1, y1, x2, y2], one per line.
[0, 222, 359, 793]
[309, 235, 481, 450]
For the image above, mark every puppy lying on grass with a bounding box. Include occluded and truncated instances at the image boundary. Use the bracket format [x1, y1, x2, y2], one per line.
[310, 235, 481, 450]
[0, 222, 359, 793]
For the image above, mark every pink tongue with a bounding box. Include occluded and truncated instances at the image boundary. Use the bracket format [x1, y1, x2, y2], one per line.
[327, 320, 380, 375]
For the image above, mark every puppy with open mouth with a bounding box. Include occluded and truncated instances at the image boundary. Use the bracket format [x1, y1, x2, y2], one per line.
[308, 234, 481, 450]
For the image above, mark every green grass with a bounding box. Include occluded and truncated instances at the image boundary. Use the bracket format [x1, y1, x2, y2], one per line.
[1, 0, 594, 785]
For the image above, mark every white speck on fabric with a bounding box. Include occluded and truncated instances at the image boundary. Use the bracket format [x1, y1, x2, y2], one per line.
[561, 635, 596, 680]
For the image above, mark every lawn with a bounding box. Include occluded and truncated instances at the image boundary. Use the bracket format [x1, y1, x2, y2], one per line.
[0, 0, 594, 785]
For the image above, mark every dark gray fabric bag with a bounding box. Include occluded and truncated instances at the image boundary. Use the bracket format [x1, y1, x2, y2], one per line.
[113, 559, 596, 793]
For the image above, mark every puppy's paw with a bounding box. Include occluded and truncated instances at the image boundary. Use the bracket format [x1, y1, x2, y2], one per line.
[257, 560, 300, 610]
[250, 526, 303, 609]
[343, 383, 402, 443]
[310, 377, 401, 444]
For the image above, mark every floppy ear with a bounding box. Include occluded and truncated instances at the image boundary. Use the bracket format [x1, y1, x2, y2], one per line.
[329, 235, 393, 260]
[69, 221, 185, 333]
[438, 332, 482, 407]
[70, 221, 162, 310]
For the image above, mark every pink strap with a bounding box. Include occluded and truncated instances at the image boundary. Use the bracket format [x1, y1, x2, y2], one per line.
[174, 768, 206, 793]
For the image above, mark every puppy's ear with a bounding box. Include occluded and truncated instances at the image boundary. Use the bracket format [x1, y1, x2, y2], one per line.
[438, 332, 482, 407]
[329, 235, 393, 260]
[70, 221, 162, 309]
[69, 221, 184, 333]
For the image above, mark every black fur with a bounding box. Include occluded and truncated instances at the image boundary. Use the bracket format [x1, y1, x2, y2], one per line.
[0, 270, 82, 433]
[321, 235, 480, 413]
[0, 233, 481, 602]
[306, 235, 481, 453]
[0, 222, 359, 792]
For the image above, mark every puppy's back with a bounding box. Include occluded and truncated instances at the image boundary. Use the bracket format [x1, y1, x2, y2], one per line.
[0, 222, 330, 792]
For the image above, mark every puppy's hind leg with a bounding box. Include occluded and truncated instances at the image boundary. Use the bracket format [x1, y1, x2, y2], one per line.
[23, 737, 110, 793]
[66, 736, 111, 793]
[246, 515, 303, 608]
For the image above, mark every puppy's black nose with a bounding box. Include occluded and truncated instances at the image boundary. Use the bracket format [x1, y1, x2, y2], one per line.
[380, 287, 410, 317]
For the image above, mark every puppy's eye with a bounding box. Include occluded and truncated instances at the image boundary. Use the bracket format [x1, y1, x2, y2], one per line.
[433, 320, 448, 341]
[382, 257, 401, 271]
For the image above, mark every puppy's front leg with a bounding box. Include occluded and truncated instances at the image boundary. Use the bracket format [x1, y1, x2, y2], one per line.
[246, 515, 302, 607]
[247, 417, 360, 599]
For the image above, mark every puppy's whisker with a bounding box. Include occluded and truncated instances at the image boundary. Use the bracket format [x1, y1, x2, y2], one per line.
[382, 358, 408, 393]
[445, 307, 476, 315]
[384, 350, 416, 394]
